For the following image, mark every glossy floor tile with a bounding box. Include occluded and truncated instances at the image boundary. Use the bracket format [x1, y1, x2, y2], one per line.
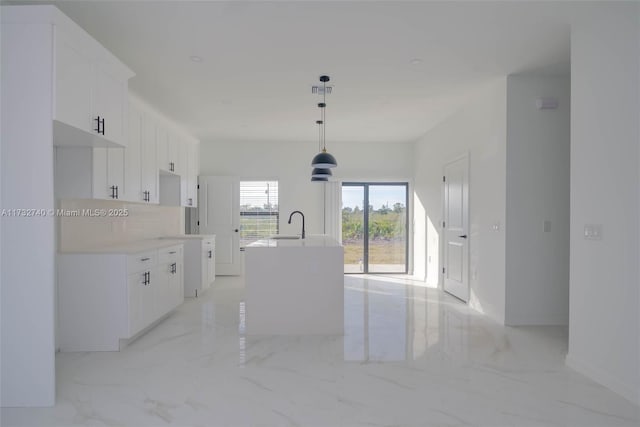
[3, 275, 639, 426]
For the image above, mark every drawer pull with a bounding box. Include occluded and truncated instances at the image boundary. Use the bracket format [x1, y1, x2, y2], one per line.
[169, 251, 177, 254]
[140, 257, 151, 262]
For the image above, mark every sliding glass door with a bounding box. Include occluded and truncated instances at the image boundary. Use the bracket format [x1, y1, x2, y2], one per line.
[342, 183, 408, 274]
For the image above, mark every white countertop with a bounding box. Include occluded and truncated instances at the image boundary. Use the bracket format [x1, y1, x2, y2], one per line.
[59, 239, 185, 255]
[159, 234, 215, 240]
[246, 235, 341, 248]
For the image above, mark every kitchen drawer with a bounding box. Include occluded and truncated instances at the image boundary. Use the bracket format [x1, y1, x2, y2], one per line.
[158, 245, 183, 263]
[127, 251, 157, 274]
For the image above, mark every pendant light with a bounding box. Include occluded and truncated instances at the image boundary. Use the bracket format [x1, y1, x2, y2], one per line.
[311, 75, 337, 169]
[311, 119, 331, 181]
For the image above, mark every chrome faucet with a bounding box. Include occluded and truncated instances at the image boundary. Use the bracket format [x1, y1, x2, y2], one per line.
[288, 211, 305, 239]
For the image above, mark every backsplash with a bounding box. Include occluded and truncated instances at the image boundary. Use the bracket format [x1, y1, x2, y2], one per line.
[58, 199, 184, 251]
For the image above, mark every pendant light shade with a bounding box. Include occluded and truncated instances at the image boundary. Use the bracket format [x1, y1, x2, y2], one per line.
[311, 167, 332, 178]
[311, 75, 337, 169]
[311, 151, 337, 169]
[311, 117, 333, 181]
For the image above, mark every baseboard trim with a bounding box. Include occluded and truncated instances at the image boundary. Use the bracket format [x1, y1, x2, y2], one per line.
[565, 353, 639, 405]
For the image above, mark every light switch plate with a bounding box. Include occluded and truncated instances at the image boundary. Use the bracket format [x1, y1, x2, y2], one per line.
[584, 224, 603, 240]
[543, 220, 551, 233]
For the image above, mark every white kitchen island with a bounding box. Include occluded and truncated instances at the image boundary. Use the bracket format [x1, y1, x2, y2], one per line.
[245, 235, 344, 335]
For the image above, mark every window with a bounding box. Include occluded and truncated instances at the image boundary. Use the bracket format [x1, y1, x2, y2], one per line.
[239, 181, 279, 248]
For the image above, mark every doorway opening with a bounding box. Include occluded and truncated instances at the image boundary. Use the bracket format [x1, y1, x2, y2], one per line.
[342, 183, 408, 274]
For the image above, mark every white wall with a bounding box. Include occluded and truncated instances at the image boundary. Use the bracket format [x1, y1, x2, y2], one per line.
[413, 79, 507, 323]
[1, 21, 56, 406]
[505, 75, 570, 326]
[566, 3, 640, 405]
[199, 140, 414, 238]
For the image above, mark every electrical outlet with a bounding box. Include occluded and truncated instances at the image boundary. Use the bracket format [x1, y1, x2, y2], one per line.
[584, 224, 603, 240]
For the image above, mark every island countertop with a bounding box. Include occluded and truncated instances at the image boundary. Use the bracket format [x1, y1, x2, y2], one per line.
[246, 235, 341, 248]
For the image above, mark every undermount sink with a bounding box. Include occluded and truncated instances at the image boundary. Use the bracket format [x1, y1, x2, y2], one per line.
[269, 235, 301, 240]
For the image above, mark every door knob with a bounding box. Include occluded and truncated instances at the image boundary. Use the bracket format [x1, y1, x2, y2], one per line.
[234, 229, 239, 232]
[458, 234, 468, 239]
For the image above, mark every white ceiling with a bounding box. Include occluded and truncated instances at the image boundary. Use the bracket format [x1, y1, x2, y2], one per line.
[10, 1, 573, 144]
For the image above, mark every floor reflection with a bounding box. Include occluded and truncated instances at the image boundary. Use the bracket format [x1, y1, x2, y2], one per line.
[344, 275, 471, 362]
[5, 275, 638, 427]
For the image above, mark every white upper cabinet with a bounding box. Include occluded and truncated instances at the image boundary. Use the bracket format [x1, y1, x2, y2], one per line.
[168, 134, 182, 175]
[140, 110, 159, 204]
[186, 143, 200, 207]
[54, 31, 93, 134]
[157, 127, 169, 173]
[158, 131, 183, 175]
[53, 14, 133, 147]
[124, 102, 143, 202]
[54, 146, 126, 201]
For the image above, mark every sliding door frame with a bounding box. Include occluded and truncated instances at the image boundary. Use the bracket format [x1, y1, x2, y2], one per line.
[342, 182, 409, 274]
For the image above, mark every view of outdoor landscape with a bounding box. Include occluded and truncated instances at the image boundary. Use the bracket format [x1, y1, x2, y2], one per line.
[239, 181, 279, 248]
[342, 184, 407, 273]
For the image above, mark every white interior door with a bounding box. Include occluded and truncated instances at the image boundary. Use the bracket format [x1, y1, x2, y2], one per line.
[199, 176, 241, 275]
[443, 155, 469, 302]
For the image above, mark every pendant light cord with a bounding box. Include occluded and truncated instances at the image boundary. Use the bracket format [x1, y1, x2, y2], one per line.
[322, 78, 327, 152]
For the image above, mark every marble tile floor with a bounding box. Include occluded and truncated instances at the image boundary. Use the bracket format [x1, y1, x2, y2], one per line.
[3, 275, 639, 427]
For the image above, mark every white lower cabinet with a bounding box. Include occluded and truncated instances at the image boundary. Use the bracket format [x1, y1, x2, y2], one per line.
[161, 235, 215, 297]
[128, 270, 154, 337]
[157, 245, 184, 315]
[58, 243, 183, 351]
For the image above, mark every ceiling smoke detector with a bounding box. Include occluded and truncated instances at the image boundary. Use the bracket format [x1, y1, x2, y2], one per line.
[312, 85, 333, 95]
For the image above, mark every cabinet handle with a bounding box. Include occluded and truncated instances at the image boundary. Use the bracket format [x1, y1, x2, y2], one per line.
[169, 251, 177, 254]
[147, 271, 151, 285]
[208, 250, 212, 259]
[170, 162, 175, 172]
[188, 198, 193, 206]
[170, 262, 177, 274]
[110, 185, 117, 199]
[140, 257, 150, 262]
[115, 185, 119, 199]
[101, 117, 105, 135]
[94, 116, 101, 133]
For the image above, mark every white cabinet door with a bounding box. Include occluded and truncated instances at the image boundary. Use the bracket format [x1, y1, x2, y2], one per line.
[170, 261, 184, 308]
[154, 263, 172, 317]
[199, 176, 241, 275]
[92, 148, 109, 199]
[201, 248, 210, 292]
[186, 143, 199, 207]
[207, 250, 215, 288]
[157, 127, 169, 172]
[91, 147, 124, 200]
[93, 66, 128, 147]
[128, 271, 153, 336]
[180, 143, 189, 206]
[141, 113, 159, 204]
[54, 31, 93, 132]
[124, 102, 142, 202]
[168, 134, 181, 175]
[54, 27, 132, 147]
[107, 147, 125, 199]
